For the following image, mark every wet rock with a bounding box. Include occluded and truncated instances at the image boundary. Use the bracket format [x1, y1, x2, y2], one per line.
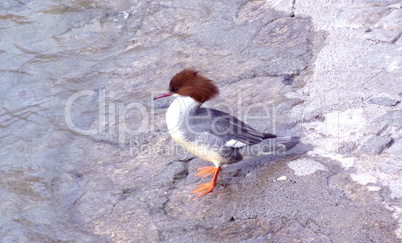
[385, 138, 402, 155]
[271, 221, 331, 243]
[329, 173, 384, 207]
[153, 161, 189, 187]
[359, 136, 393, 154]
[244, 17, 312, 75]
[368, 97, 400, 106]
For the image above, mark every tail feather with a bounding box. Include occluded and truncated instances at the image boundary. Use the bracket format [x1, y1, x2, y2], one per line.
[239, 135, 300, 159]
[263, 133, 277, 139]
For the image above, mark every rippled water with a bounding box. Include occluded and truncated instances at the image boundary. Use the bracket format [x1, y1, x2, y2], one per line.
[0, 1, 160, 241]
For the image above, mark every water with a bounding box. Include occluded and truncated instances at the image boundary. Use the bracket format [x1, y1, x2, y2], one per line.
[0, 1, 154, 241]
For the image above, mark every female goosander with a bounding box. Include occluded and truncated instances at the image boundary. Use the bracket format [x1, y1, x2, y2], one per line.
[154, 69, 287, 197]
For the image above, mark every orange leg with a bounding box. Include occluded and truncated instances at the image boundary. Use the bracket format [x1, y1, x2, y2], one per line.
[192, 167, 221, 197]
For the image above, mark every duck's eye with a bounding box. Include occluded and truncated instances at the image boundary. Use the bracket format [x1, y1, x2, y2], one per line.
[171, 87, 178, 92]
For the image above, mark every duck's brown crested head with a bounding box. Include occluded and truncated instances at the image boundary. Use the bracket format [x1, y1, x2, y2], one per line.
[168, 69, 219, 103]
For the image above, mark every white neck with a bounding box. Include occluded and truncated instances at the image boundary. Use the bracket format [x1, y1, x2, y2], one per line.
[166, 95, 200, 134]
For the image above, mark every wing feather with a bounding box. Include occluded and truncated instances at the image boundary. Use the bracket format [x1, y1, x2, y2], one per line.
[188, 108, 273, 148]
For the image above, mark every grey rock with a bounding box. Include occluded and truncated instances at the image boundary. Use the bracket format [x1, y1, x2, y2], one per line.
[374, 8, 402, 31]
[244, 17, 313, 75]
[364, 28, 401, 43]
[385, 138, 402, 155]
[368, 110, 402, 135]
[271, 221, 331, 242]
[368, 97, 400, 106]
[360, 136, 394, 154]
[338, 141, 358, 154]
[379, 110, 402, 127]
[153, 161, 189, 187]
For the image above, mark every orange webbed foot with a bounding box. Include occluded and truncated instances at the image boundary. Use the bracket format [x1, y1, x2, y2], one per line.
[192, 182, 215, 197]
[195, 166, 216, 178]
[192, 167, 221, 197]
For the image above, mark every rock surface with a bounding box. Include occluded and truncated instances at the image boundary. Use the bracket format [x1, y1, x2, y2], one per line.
[1, 0, 401, 242]
[368, 97, 400, 106]
[360, 136, 394, 154]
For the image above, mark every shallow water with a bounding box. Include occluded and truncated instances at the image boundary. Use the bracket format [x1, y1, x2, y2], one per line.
[0, 1, 150, 241]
